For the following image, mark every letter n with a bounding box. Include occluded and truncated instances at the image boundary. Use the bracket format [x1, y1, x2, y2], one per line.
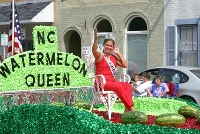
[37, 31, 45, 44]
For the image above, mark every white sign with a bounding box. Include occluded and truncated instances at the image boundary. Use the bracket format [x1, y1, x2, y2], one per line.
[0, 34, 8, 46]
[82, 46, 90, 56]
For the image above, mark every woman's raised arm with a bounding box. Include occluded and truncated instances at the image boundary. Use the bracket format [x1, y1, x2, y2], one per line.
[92, 29, 102, 62]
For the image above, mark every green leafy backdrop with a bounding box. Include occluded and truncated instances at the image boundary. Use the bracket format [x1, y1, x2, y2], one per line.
[0, 26, 92, 91]
[0, 51, 92, 91]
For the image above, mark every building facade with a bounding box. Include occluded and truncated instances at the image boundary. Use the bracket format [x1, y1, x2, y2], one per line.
[55, 0, 165, 74]
[2, 0, 199, 74]
[165, 0, 200, 67]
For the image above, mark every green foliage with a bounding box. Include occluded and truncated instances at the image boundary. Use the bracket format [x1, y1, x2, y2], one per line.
[0, 26, 92, 92]
[135, 97, 187, 115]
[155, 113, 186, 127]
[95, 97, 188, 115]
[0, 104, 199, 134]
[121, 111, 147, 124]
[33, 26, 58, 52]
[0, 51, 92, 91]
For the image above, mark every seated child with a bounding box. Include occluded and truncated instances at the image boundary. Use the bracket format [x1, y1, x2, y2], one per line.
[149, 75, 169, 97]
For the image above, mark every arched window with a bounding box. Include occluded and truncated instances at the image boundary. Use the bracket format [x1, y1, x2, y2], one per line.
[64, 30, 81, 57]
[94, 18, 113, 49]
[96, 19, 112, 32]
[128, 17, 147, 31]
[126, 16, 148, 74]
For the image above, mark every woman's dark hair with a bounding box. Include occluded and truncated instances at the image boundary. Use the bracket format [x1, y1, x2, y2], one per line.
[131, 73, 140, 82]
[103, 38, 115, 46]
[152, 75, 163, 84]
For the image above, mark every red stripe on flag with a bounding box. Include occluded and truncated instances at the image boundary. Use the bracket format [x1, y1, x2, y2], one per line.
[8, 33, 18, 41]
[8, 42, 21, 52]
[7, 1, 23, 56]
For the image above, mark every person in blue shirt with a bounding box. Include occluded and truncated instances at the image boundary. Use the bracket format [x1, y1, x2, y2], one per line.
[149, 76, 169, 97]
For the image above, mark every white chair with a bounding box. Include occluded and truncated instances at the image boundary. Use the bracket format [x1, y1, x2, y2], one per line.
[90, 73, 131, 120]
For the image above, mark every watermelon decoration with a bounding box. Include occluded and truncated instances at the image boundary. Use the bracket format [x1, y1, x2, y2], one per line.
[178, 105, 200, 118]
[121, 111, 147, 124]
[155, 113, 186, 127]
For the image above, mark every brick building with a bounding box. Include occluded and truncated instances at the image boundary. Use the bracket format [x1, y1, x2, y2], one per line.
[54, 0, 165, 74]
[1, 0, 200, 73]
[165, 0, 200, 67]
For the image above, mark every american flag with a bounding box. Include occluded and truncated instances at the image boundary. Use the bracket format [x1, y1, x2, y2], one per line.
[8, 2, 23, 56]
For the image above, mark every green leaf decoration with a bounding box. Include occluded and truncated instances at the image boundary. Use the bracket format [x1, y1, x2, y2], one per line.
[0, 26, 92, 92]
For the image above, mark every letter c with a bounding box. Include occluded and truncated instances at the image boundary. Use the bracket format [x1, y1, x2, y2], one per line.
[47, 31, 55, 43]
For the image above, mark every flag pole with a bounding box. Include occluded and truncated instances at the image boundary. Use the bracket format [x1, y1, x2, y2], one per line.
[11, 0, 15, 56]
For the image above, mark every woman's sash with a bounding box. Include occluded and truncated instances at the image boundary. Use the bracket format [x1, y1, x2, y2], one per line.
[104, 56, 116, 77]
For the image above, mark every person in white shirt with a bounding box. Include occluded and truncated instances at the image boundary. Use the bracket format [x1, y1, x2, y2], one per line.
[132, 73, 143, 87]
[130, 73, 143, 96]
[135, 72, 152, 96]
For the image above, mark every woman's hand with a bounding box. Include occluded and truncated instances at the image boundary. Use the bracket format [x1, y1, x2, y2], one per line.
[92, 29, 103, 63]
[111, 44, 128, 68]
[113, 45, 120, 54]
[111, 45, 120, 57]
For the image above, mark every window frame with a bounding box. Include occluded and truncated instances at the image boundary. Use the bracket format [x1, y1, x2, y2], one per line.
[143, 68, 189, 84]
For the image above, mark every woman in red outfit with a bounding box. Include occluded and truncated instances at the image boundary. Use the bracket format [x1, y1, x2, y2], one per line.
[92, 30, 134, 112]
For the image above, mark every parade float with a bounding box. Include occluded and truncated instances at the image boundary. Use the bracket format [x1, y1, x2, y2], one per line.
[0, 26, 200, 134]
